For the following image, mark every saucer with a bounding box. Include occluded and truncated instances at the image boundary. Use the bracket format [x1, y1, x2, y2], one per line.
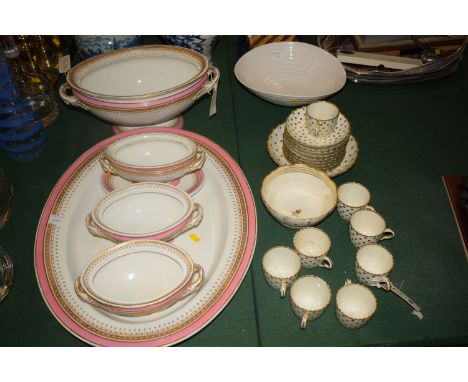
[267, 123, 359, 177]
[101, 169, 205, 195]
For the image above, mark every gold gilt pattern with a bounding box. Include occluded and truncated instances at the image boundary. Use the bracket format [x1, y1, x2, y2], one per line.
[41, 133, 250, 342]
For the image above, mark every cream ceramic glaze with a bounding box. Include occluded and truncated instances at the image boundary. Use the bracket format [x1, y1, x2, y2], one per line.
[337, 182, 374, 221]
[336, 282, 377, 319]
[338, 182, 371, 207]
[59, 66, 220, 127]
[262, 247, 301, 278]
[305, 101, 339, 137]
[262, 246, 301, 297]
[87, 182, 202, 242]
[349, 209, 395, 248]
[75, 240, 204, 316]
[100, 151, 205, 183]
[290, 276, 332, 311]
[293, 227, 333, 269]
[66, 45, 209, 102]
[234, 41, 346, 106]
[266, 123, 359, 178]
[102, 170, 205, 197]
[293, 228, 330, 257]
[356, 244, 394, 275]
[261, 164, 337, 228]
[350, 209, 386, 236]
[104, 132, 198, 169]
[290, 275, 332, 329]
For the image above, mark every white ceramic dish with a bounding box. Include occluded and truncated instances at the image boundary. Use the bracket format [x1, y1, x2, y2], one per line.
[86, 182, 202, 242]
[101, 169, 205, 196]
[103, 131, 198, 169]
[34, 128, 257, 346]
[261, 164, 337, 228]
[234, 41, 346, 106]
[66, 45, 209, 102]
[266, 123, 359, 177]
[75, 240, 204, 316]
[59, 66, 219, 127]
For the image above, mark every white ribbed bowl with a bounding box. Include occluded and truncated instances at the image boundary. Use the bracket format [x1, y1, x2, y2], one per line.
[234, 41, 346, 106]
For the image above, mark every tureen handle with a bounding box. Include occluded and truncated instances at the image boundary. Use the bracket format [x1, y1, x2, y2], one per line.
[85, 213, 107, 240]
[179, 264, 205, 300]
[186, 150, 206, 173]
[59, 83, 89, 110]
[184, 203, 204, 232]
[99, 156, 117, 175]
[193, 66, 220, 117]
[74, 278, 94, 305]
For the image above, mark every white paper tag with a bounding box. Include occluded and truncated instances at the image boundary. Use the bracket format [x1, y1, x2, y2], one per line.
[209, 81, 218, 117]
[58, 55, 71, 73]
[271, 52, 283, 61]
[48, 215, 64, 225]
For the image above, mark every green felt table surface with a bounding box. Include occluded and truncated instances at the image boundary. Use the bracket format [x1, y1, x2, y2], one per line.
[0, 36, 467, 346]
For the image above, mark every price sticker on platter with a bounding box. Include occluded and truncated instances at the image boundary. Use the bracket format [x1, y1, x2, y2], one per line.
[189, 233, 200, 242]
[48, 215, 64, 225]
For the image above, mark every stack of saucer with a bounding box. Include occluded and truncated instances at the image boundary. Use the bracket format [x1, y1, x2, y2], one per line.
[283, 101, 351, 172]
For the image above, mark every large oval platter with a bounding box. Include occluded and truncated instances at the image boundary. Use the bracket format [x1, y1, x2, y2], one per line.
[34, 128, 257, 346]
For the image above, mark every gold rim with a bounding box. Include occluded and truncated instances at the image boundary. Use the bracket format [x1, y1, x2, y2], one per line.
[67, 44, 208, 101]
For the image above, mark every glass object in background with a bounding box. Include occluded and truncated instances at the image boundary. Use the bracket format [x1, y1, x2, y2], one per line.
[1, 36, 58, 127]
[0, 168, 14, 229]
[161, 35, 220, 63]
[0, 51, 46, 161]
[74, 35, 143, 59]
[29, 35, 59, 89]
[0, 244, 13, 303]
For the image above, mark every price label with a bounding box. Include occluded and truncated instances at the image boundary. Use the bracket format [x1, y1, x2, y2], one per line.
[58, 55, 71, 73]
[189, 233, 200, 242]
[48, 215, 64, 225]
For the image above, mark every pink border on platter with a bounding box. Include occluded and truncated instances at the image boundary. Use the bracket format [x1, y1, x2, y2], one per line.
[73, 75, 208, 109]
[34, 127, 257, 347]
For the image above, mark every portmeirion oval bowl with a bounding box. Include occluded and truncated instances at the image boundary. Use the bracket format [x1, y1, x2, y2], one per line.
[58, 66, 220, 127]
[66, 44, 209, 103]
[261, 164, 337, 228]
[86, 182, 203, 242]
[234, 41, 346, 106]
[99, 132, 205, 182]
[74, 240, 205, 316]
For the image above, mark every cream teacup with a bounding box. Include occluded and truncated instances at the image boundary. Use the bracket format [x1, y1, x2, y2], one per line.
[349, 209, 394, 248]
[305, 101, 339, 137]
[355, 244, 423, 319]
[337, 182, 374, 221]
[293, 227, 333, 269]
[335, 279, 377, 329]
[262, 246, 301, 298]
[290, 275, 332, 329]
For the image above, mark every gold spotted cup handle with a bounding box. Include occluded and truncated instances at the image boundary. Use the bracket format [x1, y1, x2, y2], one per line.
[300, 312, 309, 329]
[319, 256, 333, 269]
[280, 281, 287, 298]
[380, 228, 395, 241]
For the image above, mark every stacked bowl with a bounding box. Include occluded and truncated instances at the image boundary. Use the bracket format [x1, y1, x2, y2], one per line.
[59, 45, 220, 128]
[282, 101, 351, 172]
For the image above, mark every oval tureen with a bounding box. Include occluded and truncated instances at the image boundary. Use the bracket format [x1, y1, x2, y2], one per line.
[100, 132, 206, 182]
[86, 182, 203, 242]
[66, 45, 209, 102]
[75, 240, 205, 316]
